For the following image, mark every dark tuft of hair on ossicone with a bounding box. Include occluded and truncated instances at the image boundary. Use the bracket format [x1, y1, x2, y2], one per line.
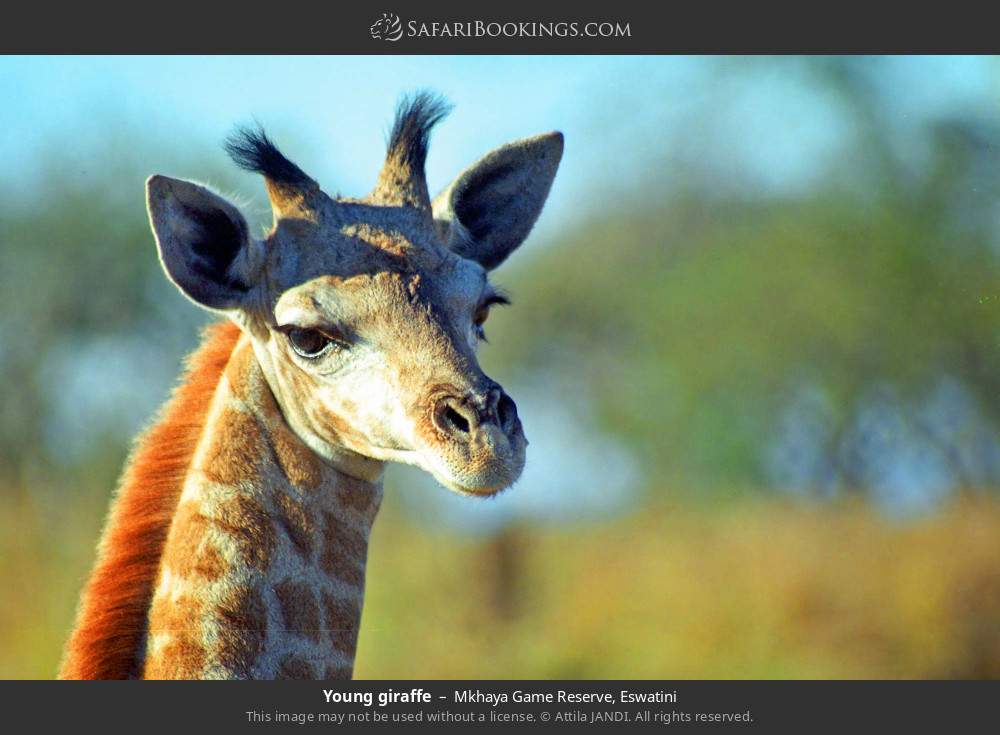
[386, 91, 453, 174]
[223, 124, 314, 188]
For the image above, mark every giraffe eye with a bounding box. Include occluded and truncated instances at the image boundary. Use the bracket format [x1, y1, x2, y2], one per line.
[472, 292, 509, 343]
[473, 307, 490, 342]
[286, 328, 337, 358]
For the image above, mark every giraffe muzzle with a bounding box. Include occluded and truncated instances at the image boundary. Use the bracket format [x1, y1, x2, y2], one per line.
[420, 384, 526, 496]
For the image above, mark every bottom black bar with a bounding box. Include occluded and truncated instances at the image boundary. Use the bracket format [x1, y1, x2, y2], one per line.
[3, 680, 995, 733]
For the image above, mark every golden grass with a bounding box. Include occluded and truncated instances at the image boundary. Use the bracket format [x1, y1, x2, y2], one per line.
[2, 484, 998, 679]
[355, 495, 1000, 679]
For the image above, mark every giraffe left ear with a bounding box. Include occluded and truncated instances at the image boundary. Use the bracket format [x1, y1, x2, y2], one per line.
[433, 131, 563, 271]
[146, 176, 258, 311]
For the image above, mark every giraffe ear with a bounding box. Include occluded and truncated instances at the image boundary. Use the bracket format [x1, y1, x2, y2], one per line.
[433, 131, 563, 270]
[146, 175, 257, 311]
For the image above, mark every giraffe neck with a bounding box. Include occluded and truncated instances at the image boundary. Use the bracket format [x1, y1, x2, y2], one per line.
[142, 334, 383, 679]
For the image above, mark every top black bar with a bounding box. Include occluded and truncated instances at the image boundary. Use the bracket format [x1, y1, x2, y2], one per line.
[3, 3, 999, 54]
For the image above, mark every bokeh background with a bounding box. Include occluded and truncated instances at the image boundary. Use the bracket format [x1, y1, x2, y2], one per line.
[2, 56, 1000, 679]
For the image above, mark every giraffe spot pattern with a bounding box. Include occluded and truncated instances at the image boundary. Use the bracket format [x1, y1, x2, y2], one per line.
[275, 491, 315, 561]
[210, 494, 276, 571]
[143, 592, 205, 679]
[214, 585, 268, 677]
[224, 340, 260, 404]
[271, 420, 324, 491]
[278, 655, 317, 680]
[320, 512, 366, 587]
[144, 631, 207, 680]
[166, 502, 226, 582]
[322, 590, 361, 655]
[202, 408, 265, 486]
[274, 578, 322, 643]
[334, 476, 380, 518]
[324, 664, 353, 680]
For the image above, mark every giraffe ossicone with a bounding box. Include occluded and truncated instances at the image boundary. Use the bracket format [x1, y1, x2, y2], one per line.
[60, 92, 563, 679]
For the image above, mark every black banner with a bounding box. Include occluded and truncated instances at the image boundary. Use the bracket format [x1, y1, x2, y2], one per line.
[1, 2, 997, 53]
[2, 681, 997, 732]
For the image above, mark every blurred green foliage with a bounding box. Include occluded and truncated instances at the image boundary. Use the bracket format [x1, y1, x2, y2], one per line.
[487, 58, 1000, 501]
[494, 192, 1000, 497]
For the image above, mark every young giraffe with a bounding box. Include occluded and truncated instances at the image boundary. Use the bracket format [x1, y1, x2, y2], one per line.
[59, 93, 562, 679]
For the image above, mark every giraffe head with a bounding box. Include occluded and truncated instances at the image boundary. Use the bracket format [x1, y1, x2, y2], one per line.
[146, 93, 562, 496]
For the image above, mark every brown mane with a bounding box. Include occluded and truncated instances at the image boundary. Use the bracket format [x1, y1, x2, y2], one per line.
[59, 320, 241, 679]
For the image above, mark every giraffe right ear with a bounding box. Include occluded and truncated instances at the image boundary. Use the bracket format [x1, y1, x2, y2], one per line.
[146, 175, 258, 311]
[433, 131, 563, 271]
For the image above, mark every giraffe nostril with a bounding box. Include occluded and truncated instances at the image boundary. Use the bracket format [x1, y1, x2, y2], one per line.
[496, 393, 517, 433]
[434, 396, 479, 439]
[443, 405, 470, 435]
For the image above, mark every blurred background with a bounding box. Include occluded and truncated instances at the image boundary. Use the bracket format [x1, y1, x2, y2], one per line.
[2, 55, 1000, 679]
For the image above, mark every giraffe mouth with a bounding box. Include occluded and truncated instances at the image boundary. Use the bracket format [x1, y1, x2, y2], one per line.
[423, 423, 527, 497]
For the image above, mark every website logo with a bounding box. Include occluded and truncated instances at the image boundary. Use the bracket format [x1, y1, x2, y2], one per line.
[370, 13, 403, 42]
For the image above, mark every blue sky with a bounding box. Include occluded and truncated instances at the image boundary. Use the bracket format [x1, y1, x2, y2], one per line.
[1, 55, 665, 239]
[1, 56, 996, 238]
